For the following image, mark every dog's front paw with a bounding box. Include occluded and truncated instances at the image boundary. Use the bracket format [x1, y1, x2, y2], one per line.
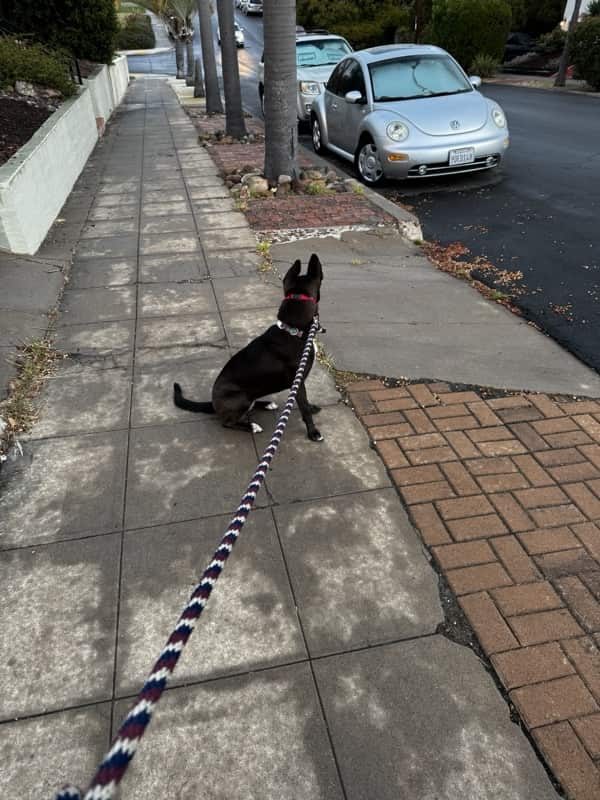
[308, 428, 324, 442]
[307, 404, 321, 415]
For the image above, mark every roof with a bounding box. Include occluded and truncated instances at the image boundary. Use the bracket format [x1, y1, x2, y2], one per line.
[356, 44, 446, 63]
[295, 33, 350, 44]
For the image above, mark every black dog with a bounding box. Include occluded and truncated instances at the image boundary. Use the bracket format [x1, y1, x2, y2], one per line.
[173, 254, 324, 441]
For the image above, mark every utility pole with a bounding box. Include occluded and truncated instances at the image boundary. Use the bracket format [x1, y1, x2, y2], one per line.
[555, 0, 583, 87]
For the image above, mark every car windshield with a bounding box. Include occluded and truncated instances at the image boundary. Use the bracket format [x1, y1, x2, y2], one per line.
[296, 39, 352, 68]
[369, 55, 472, 101]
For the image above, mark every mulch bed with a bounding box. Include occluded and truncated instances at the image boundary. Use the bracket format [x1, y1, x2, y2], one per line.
[185, 106, 395, 233]
[0, 96, 54, 167]
[206, 141, 314, 176]
[245, 194, 394, 232]
[186, 109, 265, 139]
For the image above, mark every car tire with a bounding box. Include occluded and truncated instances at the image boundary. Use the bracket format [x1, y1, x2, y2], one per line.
[355, 137, 385, 186]
[311, 114, 325, 155]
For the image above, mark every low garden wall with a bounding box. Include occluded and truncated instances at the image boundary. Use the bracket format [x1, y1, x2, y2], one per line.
[0, 56, 129, 255]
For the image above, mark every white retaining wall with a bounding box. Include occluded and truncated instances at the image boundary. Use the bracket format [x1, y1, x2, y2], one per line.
[85, 55, 130, 135]
[0, 56, 129, 255]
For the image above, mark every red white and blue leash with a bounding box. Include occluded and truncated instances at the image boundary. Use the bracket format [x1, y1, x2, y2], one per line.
[55, 317, 320, 800]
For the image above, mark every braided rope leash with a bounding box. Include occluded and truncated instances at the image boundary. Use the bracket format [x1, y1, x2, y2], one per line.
[55, 318, 320, 800]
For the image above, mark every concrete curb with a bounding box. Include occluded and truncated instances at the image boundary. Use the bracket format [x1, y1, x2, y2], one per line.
[299, 143, 424, 243]
[484, 76, 600, 99]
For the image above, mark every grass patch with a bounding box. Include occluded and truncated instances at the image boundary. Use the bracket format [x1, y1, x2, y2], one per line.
[0, 338, 60, 462]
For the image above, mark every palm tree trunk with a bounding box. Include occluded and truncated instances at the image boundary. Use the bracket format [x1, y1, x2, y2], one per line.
[175, 37, 185, 78]
[185, 36, 195, 85]
[194, 56, 206, 97]
[216, 0, 247, 137]
[555, 0, 583, 87]
[263, 0, 298, 182]
[196, 0, 223, 113]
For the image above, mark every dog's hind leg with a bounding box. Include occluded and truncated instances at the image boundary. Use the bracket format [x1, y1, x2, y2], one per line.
[296, 382, 323, 442]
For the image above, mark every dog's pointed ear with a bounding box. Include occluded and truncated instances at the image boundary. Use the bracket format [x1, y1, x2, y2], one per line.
[283, 259, 302, 291]
[307, 253, 323, 281]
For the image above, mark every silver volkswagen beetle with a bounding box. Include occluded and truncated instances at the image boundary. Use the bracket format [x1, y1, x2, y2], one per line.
[311, 44, 510, 185]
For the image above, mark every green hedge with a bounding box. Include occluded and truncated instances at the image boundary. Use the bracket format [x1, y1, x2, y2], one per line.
[429, 0, 512, 69]
[0, 37, 76, 97]
[0, 0, 119, 64]
[296, 0, 411, 50]
[116, 13, 156, 50]
[570, 16, 600, 90]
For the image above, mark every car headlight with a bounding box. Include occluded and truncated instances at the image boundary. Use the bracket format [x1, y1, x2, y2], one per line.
[492, 108, 506, 128]
[299, 81, 321, 95]
[386, 121, 409, 142]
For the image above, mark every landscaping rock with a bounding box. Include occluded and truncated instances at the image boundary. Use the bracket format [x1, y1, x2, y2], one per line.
[301, 168, 324, 181]
[15, 81, 36, 98]
[278, 174, 292, 186]
[241, 171, 263, 186]
[246, 176, 270, 196]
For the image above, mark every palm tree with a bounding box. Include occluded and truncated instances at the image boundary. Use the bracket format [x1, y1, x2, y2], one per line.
[216, 0, 247, 137]
[263, 0, 298, 182]
[168, 0, 199, 80]
[197, 0, 224, 113]
[555, 0, 584, 86]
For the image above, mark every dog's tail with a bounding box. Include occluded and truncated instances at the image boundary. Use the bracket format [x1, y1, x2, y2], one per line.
[173, 382, 216, 414]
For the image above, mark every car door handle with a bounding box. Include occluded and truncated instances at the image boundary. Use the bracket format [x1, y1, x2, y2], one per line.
[331, 103, 338, 109]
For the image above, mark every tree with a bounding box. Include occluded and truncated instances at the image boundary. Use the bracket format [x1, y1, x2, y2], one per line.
[263, 0, 298, 182]
[521, 0, 564, 34]
[297, 0, 412, 49]
[0, 0, 119, 64]
[429, 0, 512, 68]
[197, 0, 223, 113]
[555, 0, 583, 86]
[216, 0, 247, 137]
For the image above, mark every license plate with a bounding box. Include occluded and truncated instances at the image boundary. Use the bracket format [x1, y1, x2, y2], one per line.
[449, 147, 475, 166]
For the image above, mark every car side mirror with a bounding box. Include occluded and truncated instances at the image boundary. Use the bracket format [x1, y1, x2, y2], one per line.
[469, 75, 482, 88]
[345, 90, 364, 104]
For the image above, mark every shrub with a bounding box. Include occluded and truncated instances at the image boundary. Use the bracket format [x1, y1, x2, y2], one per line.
[297, 0, 412, 49]
[470, 53, 499, 76]
[523, 0, 564, 35]
[0, 0, 119, 64]
[116, 13, 156, 50]
[588, 0, 600, 16]
[0, 37, 76, 97]
[536, 25, 566, 53]
[429, 0, 512, 69]
[570, 16, 600, 90]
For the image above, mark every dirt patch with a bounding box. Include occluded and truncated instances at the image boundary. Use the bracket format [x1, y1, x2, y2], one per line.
[0, 95, 55, 166]
[245, 193, 394, 232]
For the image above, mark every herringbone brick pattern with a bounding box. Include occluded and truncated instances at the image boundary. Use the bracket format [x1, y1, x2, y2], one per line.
[349, 380, 600, 800]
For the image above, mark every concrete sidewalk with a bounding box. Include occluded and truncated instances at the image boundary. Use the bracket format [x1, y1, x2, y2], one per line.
[0, 77, 562, 800]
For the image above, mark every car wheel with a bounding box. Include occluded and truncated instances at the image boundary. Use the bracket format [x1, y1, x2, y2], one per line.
[356, 139, 384, 186]
[312, 115, 325, 155]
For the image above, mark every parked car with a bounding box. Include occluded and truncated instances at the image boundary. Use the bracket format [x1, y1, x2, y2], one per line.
[218, 21, 245, 48]
[242, 0, 263, 15]
[311, 44, 510, 185]
[258, 31, 353, 122]
[503, 32, 536, 63]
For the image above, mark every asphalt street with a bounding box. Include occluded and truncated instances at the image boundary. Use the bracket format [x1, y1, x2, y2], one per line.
[127, 13, 600, 374]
